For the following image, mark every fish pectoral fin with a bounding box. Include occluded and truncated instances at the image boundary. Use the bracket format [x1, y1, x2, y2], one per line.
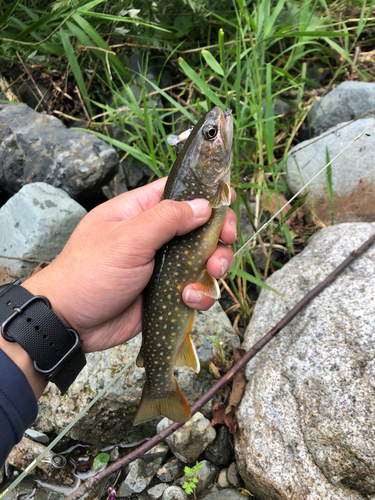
[175, 335, 200, 373]
[210, 180, 231, 208]
[198, 269, 221, 300]
[136, 351, 144, 367]
[133, 379, 191, 426]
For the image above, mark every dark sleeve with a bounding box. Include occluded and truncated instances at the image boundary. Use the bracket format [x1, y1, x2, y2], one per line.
[0, 349, 38, 468]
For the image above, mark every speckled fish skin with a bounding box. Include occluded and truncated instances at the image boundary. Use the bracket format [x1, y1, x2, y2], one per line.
[134, 106, 233, 426]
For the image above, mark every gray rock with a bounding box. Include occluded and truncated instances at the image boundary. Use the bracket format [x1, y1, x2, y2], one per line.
[34, 302, 238, 446]
[202, 489, 244, 500]
[175, 460, 219, 495]
[117, 443, 168, 496]
[157, 413, 216, 463]
[157, 458, 185, 482]
[204, 426, 233, 466]
[0, 103, 119, 199]
[236, 222, 375, 499]
[227, 462, 242, 488]
[286, 117, 375, 224]
[217, 469, 230, 489]
[308, 81, 375, 136]
[0, 182, 87, 278]
[162, 485, 188, 500]
[24, 428, 49, 444]
[7, 437, 55, 475]
[148, 483, 169, 499]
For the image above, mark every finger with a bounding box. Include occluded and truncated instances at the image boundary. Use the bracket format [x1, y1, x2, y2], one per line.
[126, 198, 212, 253]
[182, 284, 216, 311]
[206, 242, 234, 279]
[92, 178, 168, 222]
[230, 187, 236, 204]
[219, 207, 237, 244]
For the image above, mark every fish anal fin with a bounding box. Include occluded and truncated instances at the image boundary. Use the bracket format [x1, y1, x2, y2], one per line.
[196, 269, 220, 300]
[176, 335, 200, 373]
[210, 180, 231, 208]
[136, 351, 144, 367]
[133, 379, 191, 426]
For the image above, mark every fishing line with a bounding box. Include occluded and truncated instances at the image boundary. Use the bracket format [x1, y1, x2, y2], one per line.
[233, 118, 375, 261]
[0, 356, 137, 499]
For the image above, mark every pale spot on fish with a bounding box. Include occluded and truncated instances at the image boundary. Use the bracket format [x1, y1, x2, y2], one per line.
[177, 285, 182, 290]
[162, 305, 166, 309]
[184, 270, 189, 274]
[188, 261, 192, 265]
[184, 250, 189, 255]
[167, 294, 171, 299]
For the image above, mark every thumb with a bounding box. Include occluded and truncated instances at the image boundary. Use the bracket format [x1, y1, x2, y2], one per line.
[129, 198, 212, 252]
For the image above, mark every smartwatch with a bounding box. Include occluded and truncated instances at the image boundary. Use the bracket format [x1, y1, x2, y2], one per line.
[0, 280, 86, 395]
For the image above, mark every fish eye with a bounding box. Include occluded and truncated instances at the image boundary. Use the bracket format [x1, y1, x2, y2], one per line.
[203, 125, 218, 141]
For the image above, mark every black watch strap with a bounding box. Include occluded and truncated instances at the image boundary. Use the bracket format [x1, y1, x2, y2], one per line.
[0, 280, 86, 395]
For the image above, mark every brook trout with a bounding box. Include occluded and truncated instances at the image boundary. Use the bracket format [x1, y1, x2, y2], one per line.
[134, 106, 233, 425]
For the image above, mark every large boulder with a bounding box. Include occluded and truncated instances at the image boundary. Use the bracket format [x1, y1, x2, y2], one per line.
[0, 182, 87, 278]
[0, 103, 119, 199]
[307, 81, 375, 137]
[34, 301, 240, 446]
[285, 117, 375, 224]
[236, 222, 375, 499]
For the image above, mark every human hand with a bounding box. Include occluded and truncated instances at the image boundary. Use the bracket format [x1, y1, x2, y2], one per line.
[23, 177, 237, 354]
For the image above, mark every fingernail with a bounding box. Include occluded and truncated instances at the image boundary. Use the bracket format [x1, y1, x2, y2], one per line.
[185, 288, 202, 304]
[186, 199, 211, 218]
[230, 219, 237, 239]
[220, 258, 229, 275]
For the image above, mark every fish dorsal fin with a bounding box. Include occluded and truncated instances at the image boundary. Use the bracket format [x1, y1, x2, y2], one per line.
[198, 269, 221, 299]
[210, 180, 231, 209]
[136, 351, 144, 367]
[175, 335, 200, 373]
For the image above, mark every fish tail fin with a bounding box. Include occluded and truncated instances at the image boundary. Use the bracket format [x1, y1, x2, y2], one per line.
[133, 379, 191, 426]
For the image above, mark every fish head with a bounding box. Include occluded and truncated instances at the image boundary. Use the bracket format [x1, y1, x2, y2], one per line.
[164, 106, 233, 200]
[193, 106, 233, 187]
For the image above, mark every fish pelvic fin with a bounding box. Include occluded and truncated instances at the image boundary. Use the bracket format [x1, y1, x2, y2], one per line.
[210, 180, 231, 208]
[175, 314, 200, 373]
[198, 269, 221, 299]
[133, 378, 191, 426]
[136, 351, 144, 367]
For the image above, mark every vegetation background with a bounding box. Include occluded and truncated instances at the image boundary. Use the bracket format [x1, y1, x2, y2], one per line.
[1, 0, 374, 334]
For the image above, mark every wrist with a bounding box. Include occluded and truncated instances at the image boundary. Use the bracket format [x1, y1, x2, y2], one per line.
[0, 279, 86, 396]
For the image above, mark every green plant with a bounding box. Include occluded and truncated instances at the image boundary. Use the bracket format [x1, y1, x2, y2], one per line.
[204, 327, 226, 366]
[182, 461, 204, 497]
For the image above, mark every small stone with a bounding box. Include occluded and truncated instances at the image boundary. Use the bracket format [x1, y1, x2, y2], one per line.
[117, 443, 168, 496]
[24, 428, 49, 444]
[202, 489, 245, 500]
[148, 483, 169, 499]
[217, 469, 230, 489]
[157, 413, 216, 463]
[7, 437, 55, 475]
[204, 426, 233, 466]
[157, 457, 185, 482]
[227, 462, 242, 488]
[162, 485, 189, 500]
[109, 446, 119, 462]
